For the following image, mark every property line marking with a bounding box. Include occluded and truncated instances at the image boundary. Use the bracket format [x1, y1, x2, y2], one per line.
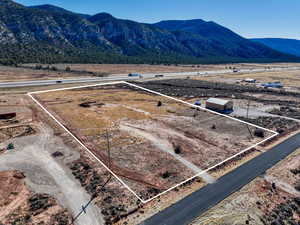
[125, 82, 277, 134]
[28, 81, 279, 203]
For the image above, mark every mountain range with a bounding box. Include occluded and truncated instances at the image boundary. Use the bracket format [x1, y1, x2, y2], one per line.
[0, 0, 299, 65]
[252, 38, 300, 57]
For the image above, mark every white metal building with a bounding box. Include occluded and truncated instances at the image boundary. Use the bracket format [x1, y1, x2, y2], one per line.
[205, 98, 233, 112]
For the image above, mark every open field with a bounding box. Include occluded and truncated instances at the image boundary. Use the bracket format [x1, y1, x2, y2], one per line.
[1, 62, 299, 83]
[33, 82, 274, 202]
[23, 63, 300, 75]
[0, 65, 84, 82]
[190, 147, 300, 225]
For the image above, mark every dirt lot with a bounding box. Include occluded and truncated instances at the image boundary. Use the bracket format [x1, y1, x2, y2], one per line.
[34, 83, 273, 202]
[0, 170, 72, 225]
[190, 148, 300, 225]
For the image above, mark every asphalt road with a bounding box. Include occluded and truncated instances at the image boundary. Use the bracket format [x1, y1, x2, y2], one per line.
[141, 132, 300, 225]
[1, 66, 299, 88]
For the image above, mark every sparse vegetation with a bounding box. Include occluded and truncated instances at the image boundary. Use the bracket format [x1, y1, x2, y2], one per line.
[7, 143, 14, 150]
[174, 145, 182, 154]
[161, 171, 171, 179]
[254, 128, 265, 138]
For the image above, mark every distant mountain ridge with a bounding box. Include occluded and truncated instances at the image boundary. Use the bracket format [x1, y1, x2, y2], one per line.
[251, 38, 300, 57]
[29, 4, 91, 19]
[0, 0, 298, 64]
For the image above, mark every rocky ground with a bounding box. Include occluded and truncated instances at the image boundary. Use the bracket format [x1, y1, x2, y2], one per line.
[0, 170, 72, 225]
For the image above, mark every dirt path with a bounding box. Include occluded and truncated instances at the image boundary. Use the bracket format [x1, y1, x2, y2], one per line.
[265, 175, 300, 197]
[0, 124, 104, 225]
[120, 123, 215, 184]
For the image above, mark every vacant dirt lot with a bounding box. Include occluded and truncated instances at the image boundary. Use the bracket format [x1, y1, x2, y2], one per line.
[190, 148, 300, 225]
[34, 83, 272, 202]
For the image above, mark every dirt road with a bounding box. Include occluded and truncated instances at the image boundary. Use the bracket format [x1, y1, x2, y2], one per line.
[0, 124, 104, 225]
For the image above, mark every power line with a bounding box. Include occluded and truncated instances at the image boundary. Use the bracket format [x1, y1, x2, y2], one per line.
[72, 128, 113, 224]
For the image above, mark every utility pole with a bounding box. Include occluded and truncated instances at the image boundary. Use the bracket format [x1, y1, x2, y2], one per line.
[71, 128, 113, 225]
[246, 98, 253, 139]
[106, 128, 112, 170]
[71, 174, 112, 224]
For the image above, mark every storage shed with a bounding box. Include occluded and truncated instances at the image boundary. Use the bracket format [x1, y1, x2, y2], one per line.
[206, 98, 233, 112]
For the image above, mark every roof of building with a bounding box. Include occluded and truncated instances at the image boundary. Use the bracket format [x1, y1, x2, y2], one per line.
[206, 98, 231, 106]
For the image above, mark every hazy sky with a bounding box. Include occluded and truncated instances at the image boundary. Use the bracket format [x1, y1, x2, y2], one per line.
[15, 0, 300, 39]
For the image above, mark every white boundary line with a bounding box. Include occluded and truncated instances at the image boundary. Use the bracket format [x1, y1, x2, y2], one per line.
[126, 82, 278, 133]
[28, 81, 278, 203]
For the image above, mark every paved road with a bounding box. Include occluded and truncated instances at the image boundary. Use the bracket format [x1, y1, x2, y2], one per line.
[141, 132, 300, 225]
[1, 66, 299, 88]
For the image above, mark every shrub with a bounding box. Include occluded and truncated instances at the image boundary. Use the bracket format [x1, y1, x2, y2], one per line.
[157, 101, 162, 107]
[51, 66, 57, 71]
[174, 145, 182, 154]
[35, 64, 42, 70]
[7, 143, 14, 150]
[254, 128, 265, 138]
[65, 66, 71, 72]
[161, 171, 170, 179]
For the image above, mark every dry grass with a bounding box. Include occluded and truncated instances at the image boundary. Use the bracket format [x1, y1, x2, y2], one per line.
[23, 63, 300, 76]
[37, 88, 183, 136]
[0, 65, 82, 82]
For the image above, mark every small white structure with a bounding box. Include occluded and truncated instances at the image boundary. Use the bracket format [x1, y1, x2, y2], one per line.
[243, 78, 256, 83]
[206, 98, 233, 112]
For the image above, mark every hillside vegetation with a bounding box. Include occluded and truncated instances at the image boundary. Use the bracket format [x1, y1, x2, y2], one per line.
[0, 0, 299, 65]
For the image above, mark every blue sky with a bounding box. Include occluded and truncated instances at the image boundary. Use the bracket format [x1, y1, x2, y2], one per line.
[15, 0, 299, 39]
